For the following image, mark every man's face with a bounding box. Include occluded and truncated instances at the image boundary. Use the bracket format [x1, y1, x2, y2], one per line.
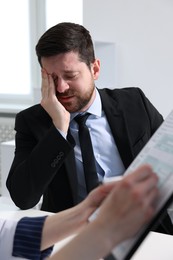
[41, 52, 100, 112]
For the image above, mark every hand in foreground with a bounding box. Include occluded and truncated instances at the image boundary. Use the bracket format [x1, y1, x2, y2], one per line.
[41, 68, 70, 133]
[49, 164, 159, 260]
[95, 164, 159, 247]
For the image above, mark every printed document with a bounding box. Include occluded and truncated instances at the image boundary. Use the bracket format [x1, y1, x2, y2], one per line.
[112, 109, 173, 260]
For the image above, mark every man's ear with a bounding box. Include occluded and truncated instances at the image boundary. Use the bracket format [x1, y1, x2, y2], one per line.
[91, 59, 100, 80]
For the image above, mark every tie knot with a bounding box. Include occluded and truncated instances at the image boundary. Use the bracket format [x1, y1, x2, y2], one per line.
[74, 113, 90, 126]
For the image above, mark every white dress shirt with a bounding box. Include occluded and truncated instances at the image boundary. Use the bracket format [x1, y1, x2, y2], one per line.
[70, 88, 125, 201]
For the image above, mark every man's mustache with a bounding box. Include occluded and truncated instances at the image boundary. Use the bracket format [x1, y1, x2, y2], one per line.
[56, 90, 75, 97]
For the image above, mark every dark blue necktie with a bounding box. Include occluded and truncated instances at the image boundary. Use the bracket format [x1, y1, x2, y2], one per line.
[75, 113, 99, 193]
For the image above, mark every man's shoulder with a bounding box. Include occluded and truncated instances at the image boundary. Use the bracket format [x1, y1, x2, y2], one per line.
[16, 104, 49, 121]
[98, 87, 142, 96]
[18, 104, 43, 115]
[98, 87, 144, 101]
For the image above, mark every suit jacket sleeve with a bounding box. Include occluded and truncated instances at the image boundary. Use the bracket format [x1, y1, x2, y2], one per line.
[6, 106, 74, 210]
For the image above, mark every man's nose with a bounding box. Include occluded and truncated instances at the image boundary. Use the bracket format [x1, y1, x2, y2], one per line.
[56, 78, 69, 93]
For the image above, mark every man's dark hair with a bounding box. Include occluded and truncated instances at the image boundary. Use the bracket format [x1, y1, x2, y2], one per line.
[35, 22, 95, 68]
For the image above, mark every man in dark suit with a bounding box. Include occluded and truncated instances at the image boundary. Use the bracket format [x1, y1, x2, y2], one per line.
[6, 22, 173, 234]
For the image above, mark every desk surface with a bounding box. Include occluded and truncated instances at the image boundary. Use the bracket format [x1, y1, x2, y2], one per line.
[1, 199, 173, 259]
[1, 140, 15, 146]
[131, 231, 173, 260]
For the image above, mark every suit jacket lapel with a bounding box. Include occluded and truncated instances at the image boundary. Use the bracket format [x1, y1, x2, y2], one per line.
[99, 89, 133, 168]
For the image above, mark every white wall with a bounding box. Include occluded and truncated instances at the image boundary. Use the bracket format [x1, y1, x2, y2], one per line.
[83, 0, 173, 118]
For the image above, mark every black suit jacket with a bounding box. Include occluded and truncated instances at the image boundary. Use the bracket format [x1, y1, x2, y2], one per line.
[7, 87, 163, 212]
[7, 86, 171, 215]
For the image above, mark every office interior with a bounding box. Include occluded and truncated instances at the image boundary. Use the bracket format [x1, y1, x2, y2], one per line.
[0, 0, 173, 259]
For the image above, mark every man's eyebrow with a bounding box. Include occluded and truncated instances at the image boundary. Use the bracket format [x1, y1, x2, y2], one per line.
[51, 71, 79, 78]
[63, 70, 78, 73]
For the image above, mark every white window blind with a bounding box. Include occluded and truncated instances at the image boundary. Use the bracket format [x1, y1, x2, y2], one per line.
[0, 0, 31, 96]
[0, 0, 83, 112]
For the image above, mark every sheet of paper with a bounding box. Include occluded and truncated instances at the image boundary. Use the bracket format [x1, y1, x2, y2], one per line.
[111, 109, 173, 259]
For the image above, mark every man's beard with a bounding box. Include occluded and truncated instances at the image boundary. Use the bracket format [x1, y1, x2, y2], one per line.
[56, 84, 95, 113]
